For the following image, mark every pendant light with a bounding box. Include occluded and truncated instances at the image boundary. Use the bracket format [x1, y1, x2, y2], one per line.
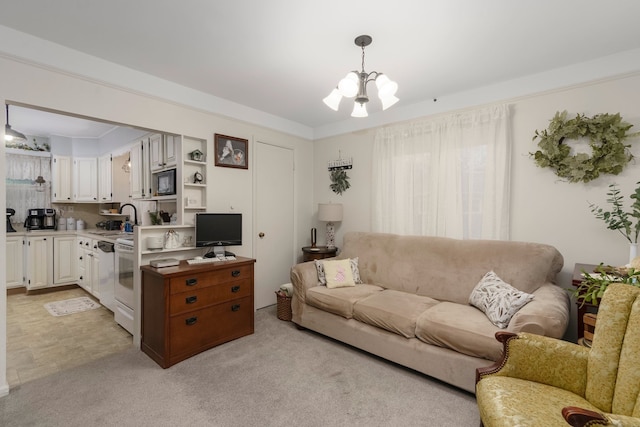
[5, 105, 27, 143]
[323, 35, 399, 118]
[35, 157, 46, 192]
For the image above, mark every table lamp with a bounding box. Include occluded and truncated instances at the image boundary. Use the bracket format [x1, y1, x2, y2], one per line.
[318, 203, 343, 249]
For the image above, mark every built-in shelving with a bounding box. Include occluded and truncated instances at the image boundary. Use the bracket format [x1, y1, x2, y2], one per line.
[180, 136, 208, 226]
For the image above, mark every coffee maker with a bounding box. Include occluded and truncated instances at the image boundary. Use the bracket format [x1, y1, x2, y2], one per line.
[43, 208, 56, 229]
[24, 208, 44, 230]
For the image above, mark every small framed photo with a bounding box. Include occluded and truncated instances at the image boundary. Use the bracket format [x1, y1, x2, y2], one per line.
[214, 134, 248, 169]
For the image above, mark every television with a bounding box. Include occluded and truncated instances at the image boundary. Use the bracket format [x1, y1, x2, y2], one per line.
[195, 213, 242, 256]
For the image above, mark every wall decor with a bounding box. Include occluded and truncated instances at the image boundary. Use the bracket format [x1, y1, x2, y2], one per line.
[330, 169, 351, 195]
[531, 110, 638, 183]
[189, 149, 204, 162]
[214, 133, 248, 169]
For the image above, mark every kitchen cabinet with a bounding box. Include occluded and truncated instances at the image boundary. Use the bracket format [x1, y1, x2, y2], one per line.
[26, 235, 54, 290]
[52, 155, 73, 202]
[150, 134, 177, 171]
[74, 158, 98, 202]
[53, 235, 77, 285]
[98, 154, 113, 202]
[130, 137, 151, 199]
[77, 236, 98, 295]
[6, 235, 24, 288]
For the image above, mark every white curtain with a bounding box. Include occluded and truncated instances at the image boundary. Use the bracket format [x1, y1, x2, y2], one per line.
[6, 152, 52, 224]
[372, 104, 511, 240]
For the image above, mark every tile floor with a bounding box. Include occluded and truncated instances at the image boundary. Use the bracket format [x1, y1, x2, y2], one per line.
[6, 286, 132, 388]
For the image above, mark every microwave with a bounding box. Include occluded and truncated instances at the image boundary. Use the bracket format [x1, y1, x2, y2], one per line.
[155, 168, 176, 196]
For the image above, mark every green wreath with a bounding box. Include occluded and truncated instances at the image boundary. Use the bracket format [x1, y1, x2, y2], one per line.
[330, 170, 351, 195]
[531, 110, 637, 183]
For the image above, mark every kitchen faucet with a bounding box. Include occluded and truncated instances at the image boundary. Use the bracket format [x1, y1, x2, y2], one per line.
[119, 203, 138, 225]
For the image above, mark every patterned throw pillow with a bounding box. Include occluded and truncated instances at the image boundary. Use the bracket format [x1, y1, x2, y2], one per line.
[323, 259, 356, 288]
[468, 271, 534, 329]
[315, 257, 362, 286]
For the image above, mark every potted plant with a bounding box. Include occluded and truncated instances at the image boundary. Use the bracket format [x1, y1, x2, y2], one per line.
[589, 182, 640, 261]
[571, 264, 640, 307]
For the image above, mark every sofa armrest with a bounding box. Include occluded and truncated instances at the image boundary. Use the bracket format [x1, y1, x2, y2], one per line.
[289, 261, 320, 323]
[562, 407, 612, 427]
[477, 332, 589, 398]
[508, 283, 570, 338]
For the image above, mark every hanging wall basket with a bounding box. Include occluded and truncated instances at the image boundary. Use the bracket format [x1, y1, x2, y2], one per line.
[531, 110, 637, 183]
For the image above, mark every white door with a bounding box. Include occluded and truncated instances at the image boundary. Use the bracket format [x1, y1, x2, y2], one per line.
[255, 142, 294, 309]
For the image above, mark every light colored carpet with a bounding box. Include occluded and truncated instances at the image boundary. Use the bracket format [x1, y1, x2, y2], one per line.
[43, 296, 101, 317]
[0, 305, 480, 426]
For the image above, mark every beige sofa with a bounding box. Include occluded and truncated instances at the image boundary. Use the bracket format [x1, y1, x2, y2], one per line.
[290, 232, 570, 393]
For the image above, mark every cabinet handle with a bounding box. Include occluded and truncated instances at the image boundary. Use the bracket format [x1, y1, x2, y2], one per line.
[231, 304, 240, 312]
[231, 270, 241, 277]
[185, 296, 197, 304]
[231, 285, 240, 293]
[186, 278, 197, 286]
[185, 316, 198, 326]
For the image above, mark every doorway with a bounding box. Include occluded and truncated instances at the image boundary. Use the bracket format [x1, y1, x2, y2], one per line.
[254, 142, 295, 309]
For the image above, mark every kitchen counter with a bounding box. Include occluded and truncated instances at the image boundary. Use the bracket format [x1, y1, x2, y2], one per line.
[6, 227, 133, 244]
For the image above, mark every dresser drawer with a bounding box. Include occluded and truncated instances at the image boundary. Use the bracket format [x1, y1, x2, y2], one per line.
[169, 296, 253, 357]
[169, 264, 253, 294]
[169, 279, 252, 315]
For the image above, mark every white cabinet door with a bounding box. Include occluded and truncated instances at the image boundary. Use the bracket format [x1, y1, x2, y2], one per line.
[130, 139, 151, 199]
[91, 252, 100, 299]
[53, 236, 77, 285]
[98, 154, 113, 202]
[52, 155, 73, 202]
[6, 236, 24, 288]
[74, 158, 98, 202]
[26, 236, 53, 290]
[150, 134, 176, 171]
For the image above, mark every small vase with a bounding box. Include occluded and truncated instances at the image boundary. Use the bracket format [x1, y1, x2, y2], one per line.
[630, 243, 638, 264]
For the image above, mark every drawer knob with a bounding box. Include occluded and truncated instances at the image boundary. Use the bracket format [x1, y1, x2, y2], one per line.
[186, 278, 198, 286]
[231, 285, 240, 293]
[185, 295, 197, 304]
[231, 304, 241, 312]
[231, 270, 241, 277]
[185, 316, 198, 325]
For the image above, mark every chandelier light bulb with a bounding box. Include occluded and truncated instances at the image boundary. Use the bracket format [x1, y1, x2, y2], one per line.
[323, 88, 343, 111]
[338, 72, 359, 98]
[376, 74, 398, 98]
[380, 94, 399, 111]
[351, 102, 368, 118]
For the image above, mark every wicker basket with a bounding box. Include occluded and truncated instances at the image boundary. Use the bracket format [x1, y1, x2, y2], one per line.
[275, 291, 292, 321]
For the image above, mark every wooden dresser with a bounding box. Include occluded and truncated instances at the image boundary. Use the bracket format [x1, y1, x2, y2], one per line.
[141, 257, 255, 368]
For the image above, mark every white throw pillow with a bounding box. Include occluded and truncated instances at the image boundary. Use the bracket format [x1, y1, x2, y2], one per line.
[323, 259, 356, 288]
[315, 257, 362, 286]
[468, 271, 534, 329]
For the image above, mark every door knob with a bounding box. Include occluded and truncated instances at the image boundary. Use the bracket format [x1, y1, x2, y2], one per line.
[258, 232, 265, 238]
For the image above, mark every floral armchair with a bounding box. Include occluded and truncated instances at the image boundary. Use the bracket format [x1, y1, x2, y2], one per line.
[476, 283, 640, 426]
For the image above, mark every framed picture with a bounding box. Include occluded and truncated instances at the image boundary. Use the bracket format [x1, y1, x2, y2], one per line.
[214, 134, 248, 169]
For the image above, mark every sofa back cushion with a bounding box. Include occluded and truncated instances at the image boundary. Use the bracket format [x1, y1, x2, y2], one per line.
[339, 232, 563, 305]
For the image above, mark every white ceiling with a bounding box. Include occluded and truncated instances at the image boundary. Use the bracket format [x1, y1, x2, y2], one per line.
[2, 1, 640, 139]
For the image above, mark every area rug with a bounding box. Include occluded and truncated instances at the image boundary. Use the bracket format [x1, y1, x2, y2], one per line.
[44, 297, 101, 317]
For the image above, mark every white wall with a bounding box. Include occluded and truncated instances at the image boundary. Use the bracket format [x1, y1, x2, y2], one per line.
[0, 56, 314, 396]
[313, 73, 640, 343]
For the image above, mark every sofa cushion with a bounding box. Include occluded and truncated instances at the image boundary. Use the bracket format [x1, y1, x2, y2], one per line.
[415, 302, 503, 360]
[315, 257, 363, 286]
[353, 289, 440, 338]
[469, 271, 535, 328]
[306, 284, 384, 318]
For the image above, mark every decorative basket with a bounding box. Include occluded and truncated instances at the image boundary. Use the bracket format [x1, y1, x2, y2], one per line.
[275, 291, 292, 321]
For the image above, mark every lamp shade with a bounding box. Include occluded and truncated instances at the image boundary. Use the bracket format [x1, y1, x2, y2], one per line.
[318, 203, 343, 222]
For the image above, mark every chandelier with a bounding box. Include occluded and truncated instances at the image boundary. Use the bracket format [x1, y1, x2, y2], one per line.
[323, 35, 399, 118]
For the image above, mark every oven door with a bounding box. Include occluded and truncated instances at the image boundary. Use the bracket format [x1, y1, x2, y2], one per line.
[114, 242, 134, 309]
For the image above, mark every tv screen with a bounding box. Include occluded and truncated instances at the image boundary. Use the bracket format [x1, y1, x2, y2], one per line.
[195, 213, 242, 247]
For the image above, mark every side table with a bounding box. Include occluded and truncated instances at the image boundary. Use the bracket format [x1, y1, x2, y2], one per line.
[302, 246, 338, 262]
[572, 263, 599, 341]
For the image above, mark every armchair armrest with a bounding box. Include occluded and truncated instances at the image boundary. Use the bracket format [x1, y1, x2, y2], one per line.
[476, 332, 589, 397]
[562, 407, 610, 427]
